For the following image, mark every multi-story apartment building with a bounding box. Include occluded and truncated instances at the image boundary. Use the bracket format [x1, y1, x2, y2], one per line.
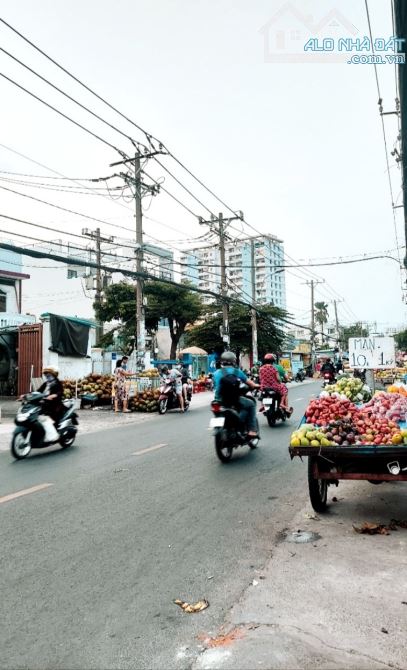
[180, 235, 286, 309]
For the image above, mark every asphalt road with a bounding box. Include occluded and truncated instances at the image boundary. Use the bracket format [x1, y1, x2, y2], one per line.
[0, 382, 320, 670]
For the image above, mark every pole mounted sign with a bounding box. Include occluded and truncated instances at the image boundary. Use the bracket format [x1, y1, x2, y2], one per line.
[348, 336, 396, 369]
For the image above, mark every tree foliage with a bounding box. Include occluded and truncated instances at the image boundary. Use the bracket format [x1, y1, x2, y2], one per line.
[144, 281, 204, 359]
[94, 280, 204, 358]
[339, 322, 369, 350]
[314, 301, 329, 339]
[185, 302, 288, 362]
[395, 329, 407, 351]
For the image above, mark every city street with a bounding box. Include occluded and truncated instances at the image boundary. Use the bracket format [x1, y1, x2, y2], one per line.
[1, 383, 316, 670]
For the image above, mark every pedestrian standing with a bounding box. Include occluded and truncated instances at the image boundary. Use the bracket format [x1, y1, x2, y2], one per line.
[113, 356, 132, 413]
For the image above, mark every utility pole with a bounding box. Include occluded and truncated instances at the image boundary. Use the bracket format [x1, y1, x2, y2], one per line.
[333, 299, 343, 350]
[134, 153, 145, 369]
[250, 239, 258, 365]
[82, 227, 114, 345]
[198, 211, 244, 350]
[304, 279, 324, 369]
[110, 149, 163, 369]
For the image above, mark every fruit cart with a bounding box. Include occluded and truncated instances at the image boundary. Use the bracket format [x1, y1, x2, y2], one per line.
[289, 438, 407, 513]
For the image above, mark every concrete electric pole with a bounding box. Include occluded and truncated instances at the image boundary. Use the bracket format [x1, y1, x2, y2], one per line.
[110, 149, 163, 370]
[250, 239, 258, 365]
[304, 279, 324, 369]
[198, 211, 244, 350]
[82, 227, 114, 345]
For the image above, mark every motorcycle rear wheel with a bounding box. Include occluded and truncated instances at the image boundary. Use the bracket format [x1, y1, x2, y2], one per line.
[158, 398, 168, 415]
[266, 412, 276, 427]
[11, 430, 32, 460]
[215, 429, 233, 463]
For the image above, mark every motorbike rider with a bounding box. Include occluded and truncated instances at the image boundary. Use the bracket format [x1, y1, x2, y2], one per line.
[320, 358, 336, 380]
[162, 365, 185, 412]
[38, 366, 64, 424]
[259, 353, 292, 415]
[213, 351, 259, 438]
[179, 362, 191, 405]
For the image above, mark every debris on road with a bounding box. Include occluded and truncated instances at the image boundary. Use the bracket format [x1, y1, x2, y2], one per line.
[174, 598, 209, 613]
[305, 512, 319, 520]
[252, 579, 259, 586]
[353, 520, 407, 535]
[197, 628, 243, 648]
[381, 627, 389, 634]
[113, 468, 129, 473]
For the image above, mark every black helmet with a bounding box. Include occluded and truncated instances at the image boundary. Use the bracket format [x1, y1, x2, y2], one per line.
[220, 351, 237, 366]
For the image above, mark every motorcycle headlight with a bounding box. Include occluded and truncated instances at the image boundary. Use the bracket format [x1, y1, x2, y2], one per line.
[16, 412, 28, 422]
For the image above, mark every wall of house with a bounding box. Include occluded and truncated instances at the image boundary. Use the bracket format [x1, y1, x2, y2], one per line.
[0, 282, 20, 314]
[41, 318, 96, 380]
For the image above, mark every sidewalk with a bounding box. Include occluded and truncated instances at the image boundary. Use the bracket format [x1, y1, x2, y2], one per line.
[194, 481, 407, 670]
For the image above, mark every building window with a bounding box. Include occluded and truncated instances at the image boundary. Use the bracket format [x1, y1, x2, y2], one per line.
[67, 269, 78, 279]
[0, 291, 6, 312]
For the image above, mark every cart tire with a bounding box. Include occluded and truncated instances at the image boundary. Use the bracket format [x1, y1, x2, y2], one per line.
[308, 457, 328, 513]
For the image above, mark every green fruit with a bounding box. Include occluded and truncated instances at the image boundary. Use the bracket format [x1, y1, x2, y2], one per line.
[310, 440, 320, 447]
[300, 437, 310, 446]
[316, 432, 325, 441]
[306, 431, 316, 440]
[320, 438, 331, 447]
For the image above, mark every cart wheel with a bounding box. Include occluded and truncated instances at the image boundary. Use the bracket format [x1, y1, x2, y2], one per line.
[308, 456, 328, 513]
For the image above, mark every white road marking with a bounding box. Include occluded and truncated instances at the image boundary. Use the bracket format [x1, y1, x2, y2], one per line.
[0, 482, 53, 505]
[293, 397, 304, 402]
[132, 443, 168, 456]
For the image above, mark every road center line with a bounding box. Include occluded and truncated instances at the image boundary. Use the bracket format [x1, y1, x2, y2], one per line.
[132, 443, 168, 456]
[293, 397, 304, 402]
[0, 483, 53, 505]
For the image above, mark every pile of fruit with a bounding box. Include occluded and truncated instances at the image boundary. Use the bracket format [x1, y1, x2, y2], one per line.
[362, 391, 407, 424]
[290, 393, 407, 447]
[137, 368, 160, 379]
[62, 379, 78, 400]
[323, 376, 372, 403]
[305, 395, 359, 426]
[387, 384, 407, 396]
[129, 389, 161, 412]
[62, 373, 115, 404]
[78, 373, 115, 404]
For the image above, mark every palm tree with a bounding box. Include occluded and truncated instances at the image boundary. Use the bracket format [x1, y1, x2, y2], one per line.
[314, 301, 329, 343]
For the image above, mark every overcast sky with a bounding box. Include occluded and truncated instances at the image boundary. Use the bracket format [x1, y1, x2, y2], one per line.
[0, 0, 405, 331]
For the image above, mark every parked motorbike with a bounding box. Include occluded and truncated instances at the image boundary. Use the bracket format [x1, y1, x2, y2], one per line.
[261, 387, 290, 427]
[295, 369, 306, 382]
[11, 392, 79, 460]
[158, 379, 192, 414]
[209, 386, 260, 463]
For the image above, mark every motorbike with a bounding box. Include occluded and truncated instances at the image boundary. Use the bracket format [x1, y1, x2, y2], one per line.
[158, 379, 192, 415]
[11, 392, 79, 460]
[209, 385, 260, 463]
[322, 371, 336, 387]
[295, 368, 306, 382]
[261, 387, 290, 427]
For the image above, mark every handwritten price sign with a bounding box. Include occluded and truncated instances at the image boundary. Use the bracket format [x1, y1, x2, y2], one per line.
[348, 337, 396, 370]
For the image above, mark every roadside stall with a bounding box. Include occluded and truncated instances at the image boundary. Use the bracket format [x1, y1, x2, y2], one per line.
[289, 336, 407, 512]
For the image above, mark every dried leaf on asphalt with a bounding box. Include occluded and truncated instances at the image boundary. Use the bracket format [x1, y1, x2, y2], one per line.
[174, 599, 209, 614]
[353, 522, 391, 535]
[305, 513, 319, 520]
[353, 520, 407, 535]
[381, 627, 389, 634]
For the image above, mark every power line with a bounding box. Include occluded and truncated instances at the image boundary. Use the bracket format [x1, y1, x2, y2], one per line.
[0, 46, 137, 147]
[0, 71, 126, 155]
